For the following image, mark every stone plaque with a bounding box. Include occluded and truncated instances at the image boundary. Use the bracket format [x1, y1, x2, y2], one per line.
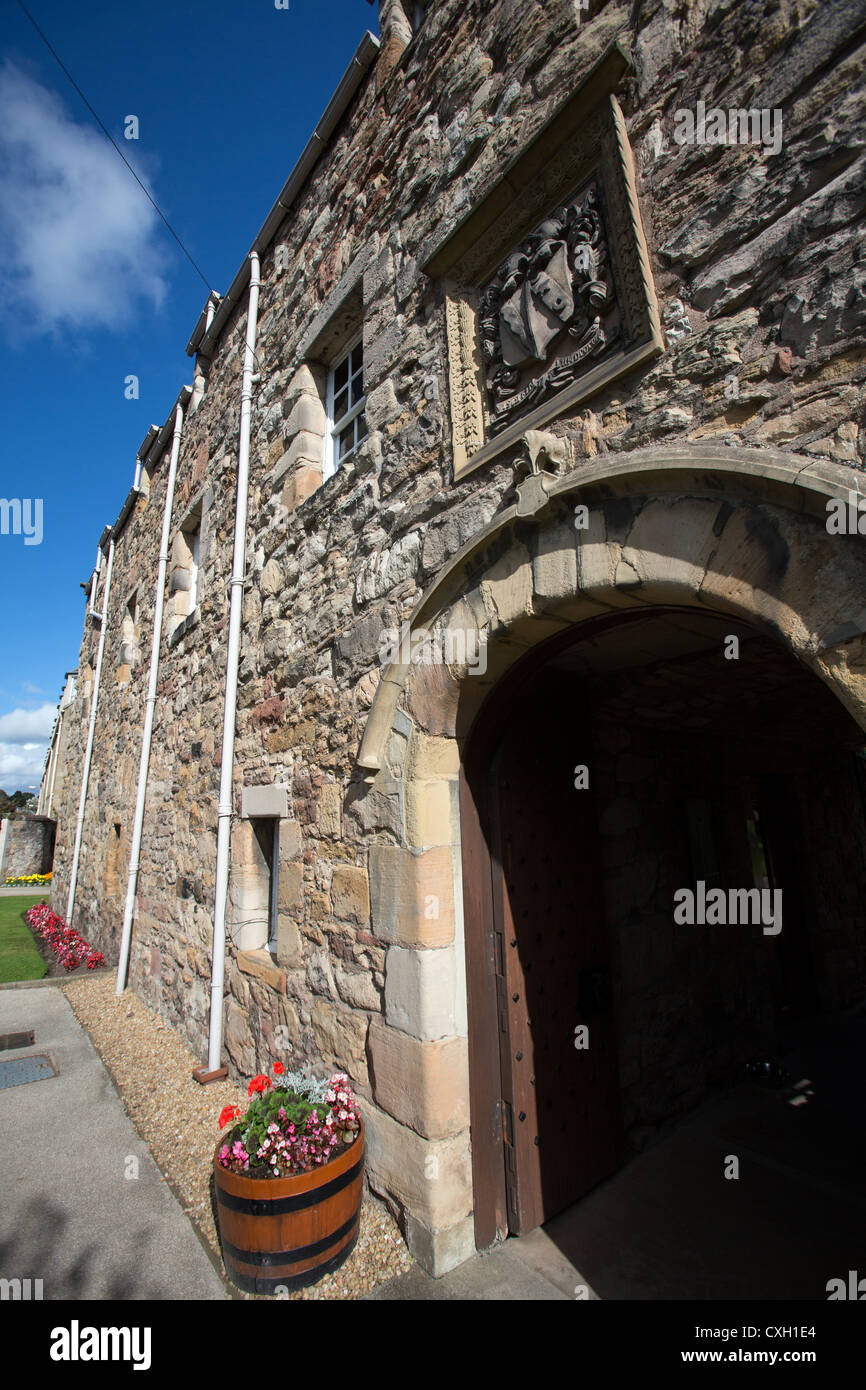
[479, 182, 617, 435]
[423, 46, 664, 480]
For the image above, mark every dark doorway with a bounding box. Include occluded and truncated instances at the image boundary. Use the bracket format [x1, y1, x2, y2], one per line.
[461, 607, 866, 1264]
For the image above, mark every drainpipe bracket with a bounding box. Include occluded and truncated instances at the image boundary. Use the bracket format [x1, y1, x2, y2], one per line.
[192, 1066, 229, 1085]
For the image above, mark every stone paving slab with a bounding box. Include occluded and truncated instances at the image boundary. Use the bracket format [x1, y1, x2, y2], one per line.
[0, 985, 228, 1300]
[364, 1244, 571, 1300]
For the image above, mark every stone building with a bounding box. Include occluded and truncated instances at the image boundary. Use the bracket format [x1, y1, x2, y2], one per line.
[43, 0, 866, 1276]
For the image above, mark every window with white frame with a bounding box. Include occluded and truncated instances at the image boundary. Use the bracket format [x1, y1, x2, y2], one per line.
[325, 337, 367, 479]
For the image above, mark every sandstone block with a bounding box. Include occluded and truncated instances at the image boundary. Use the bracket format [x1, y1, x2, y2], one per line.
[282, 464, 323, 512]
[369, 1017, 469, 1137]
[404, 660, 461, 737]
[406, 731, 460, 780]
[533, 519, 578, 604]
[369, 844, 455, 947]
[278, 861, 303, 913]
[319, 783, 342, 838]
[405, 776, 456, 849]
[384, 945, 458, 1040]
[237, 949, 286, 994]
[331, 864, 370, 923]
[278, 818, 301, 861]
[480, 543, 533, 629]
[241, 783, 288, 818]
[404, 1212, 476, 1278]
[276, 913, 302, 970]
[360, 1099, 472, 1230]
[285, 392, 326, 437]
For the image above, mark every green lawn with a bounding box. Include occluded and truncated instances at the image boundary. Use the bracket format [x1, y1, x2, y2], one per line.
[0, 894, 48, 984]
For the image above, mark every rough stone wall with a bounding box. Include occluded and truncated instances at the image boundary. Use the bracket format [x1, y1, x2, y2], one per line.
[47, 0, 866, 1261]
[1, 816, 54, 879]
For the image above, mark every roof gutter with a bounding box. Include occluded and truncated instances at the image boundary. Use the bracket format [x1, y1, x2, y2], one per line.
[186, 29, 379, 361]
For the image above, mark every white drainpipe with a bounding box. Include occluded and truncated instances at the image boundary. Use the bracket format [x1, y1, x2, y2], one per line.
[116, 402, 186, 994]
[207, 251, 261, 1072]
[45, 711, 63, 817]
[66, 535, 116, 923]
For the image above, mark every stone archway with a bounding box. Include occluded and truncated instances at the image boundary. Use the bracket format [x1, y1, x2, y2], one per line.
[358, 445, 866, 1276]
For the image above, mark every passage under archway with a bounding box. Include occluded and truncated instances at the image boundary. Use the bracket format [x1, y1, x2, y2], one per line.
[461, 604, 866, 1286]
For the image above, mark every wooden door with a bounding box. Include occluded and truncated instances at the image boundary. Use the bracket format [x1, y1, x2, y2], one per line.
[489, 675, 624, 1233]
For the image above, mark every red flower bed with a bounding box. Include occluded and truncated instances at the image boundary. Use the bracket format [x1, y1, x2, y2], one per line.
[25, 901, 105, 972]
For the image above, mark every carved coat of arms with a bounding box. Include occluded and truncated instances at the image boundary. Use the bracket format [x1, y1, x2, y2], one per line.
[479, 184, 618, 433]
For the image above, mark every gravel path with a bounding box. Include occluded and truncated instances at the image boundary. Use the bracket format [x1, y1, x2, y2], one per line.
[62, 975, 414, 1299]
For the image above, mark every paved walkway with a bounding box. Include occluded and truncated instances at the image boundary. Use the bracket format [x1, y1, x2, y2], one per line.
[0, 985, 228, 1300]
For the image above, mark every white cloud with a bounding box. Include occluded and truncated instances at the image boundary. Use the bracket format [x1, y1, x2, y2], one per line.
[0, 706, 55, 791]
[0, 703, 56, 742]
[0, 742, 47, 788]
[0, 61, 169, 332]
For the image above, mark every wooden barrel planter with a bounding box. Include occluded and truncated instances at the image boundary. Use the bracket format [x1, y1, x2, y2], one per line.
[213, 1118, 365, 1293]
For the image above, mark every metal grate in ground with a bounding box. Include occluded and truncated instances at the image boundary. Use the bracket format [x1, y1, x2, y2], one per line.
[0, 1054, 57, 1089]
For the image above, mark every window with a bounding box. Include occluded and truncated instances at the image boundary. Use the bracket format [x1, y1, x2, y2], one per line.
[119, 592, 141, 679]
[186, 524, 200, 614]
[410, 1, 427, 33]
[325, 338, 367, 479]
[168, 504, 204, 642]
[255, 818, 280, 955]
[232, 817, 279, 954]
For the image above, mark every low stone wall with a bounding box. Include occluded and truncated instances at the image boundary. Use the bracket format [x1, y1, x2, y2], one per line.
[0, 816, 55, 880]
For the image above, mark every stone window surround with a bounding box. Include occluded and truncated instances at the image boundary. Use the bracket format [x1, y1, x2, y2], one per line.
[274, 236, 380, 514]
[229, 785, 301, 966]
[167, 487, 211, 643]
[421, 42, 665, 481]
[240, 783, 286, 955]
[117, 589, 141, 683]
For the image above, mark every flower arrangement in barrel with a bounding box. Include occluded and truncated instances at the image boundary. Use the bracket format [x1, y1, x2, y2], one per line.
[217, 1063, 361, 1178]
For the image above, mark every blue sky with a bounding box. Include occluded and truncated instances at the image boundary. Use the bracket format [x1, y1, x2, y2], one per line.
[0, 0, 379, 791]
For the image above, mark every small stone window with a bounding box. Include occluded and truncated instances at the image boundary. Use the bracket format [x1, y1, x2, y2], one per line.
[325, 337, 367, 479]
[231, 816, 280, 954]
[186, 524, 200, 613]
[168, 504, 203, 642]
[118, 592, 141, 683]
